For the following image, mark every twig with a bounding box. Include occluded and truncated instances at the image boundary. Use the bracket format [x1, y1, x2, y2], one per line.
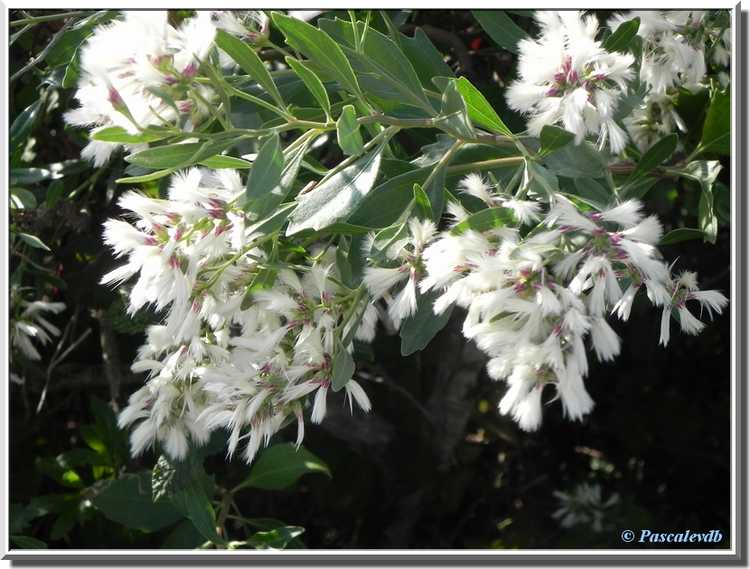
[10, 18, 75, 83]
[37, 317, 92, 414]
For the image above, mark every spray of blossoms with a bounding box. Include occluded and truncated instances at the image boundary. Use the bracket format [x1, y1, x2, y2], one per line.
[506, 11, 635, 154]
[414, 174, 727, 431]
[64, 11, 218, 165]
[609, 10, 730, 151]
[102, 168, 375, 462]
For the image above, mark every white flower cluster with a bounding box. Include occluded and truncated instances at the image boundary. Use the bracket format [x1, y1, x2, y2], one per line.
[64, 11, 218, 166]
[10, 288, 66, 362]
[363, 218, 436, 328]
[103, 168, 374, 462]
[609, 10, 730, 151]
[506, 11, 635, 153]
[367, 175, 727, 432]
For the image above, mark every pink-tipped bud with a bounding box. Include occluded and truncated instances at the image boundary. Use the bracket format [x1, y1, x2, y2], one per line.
[182, 62, 198, 78]
[177, 100, 193, 114]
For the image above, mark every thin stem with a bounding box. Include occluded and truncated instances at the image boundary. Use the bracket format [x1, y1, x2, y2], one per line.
[10, 10, 90, 27]
[447, 156, 526, 174]
[226, 84, 292, 120]
[10, 18, 75, 83]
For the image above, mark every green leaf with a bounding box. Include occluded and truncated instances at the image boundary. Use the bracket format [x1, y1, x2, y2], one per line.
[91, 472, 182, 532]
[18, 233, 51, 251]
[413, 183, 434, 220]
[163, 520, 206, 549]
[660, 228, 705, 245]
[91, 126, 169, 144]
[10, 187, 37, 209]
[199, 155, 253, 169]
[603, 17, 640, 53]
[451, 207, 515, 235]
[170, 485, 221, 545]
[242, 444, 331, 491]
[472, 10, 529, 54]
[287, 146, 384, 234]
[336, 104, 364, 156]
[348, 167, 430, 228]
[61, 45, 81, 88]
[397, 27, 454, 88]
[253, 140, 312, 219]
[618, 177, 658, 201]
[540, 125, 575, 155]
[700, 88, 730, 155]
[126, 139, 236, 170]
[10, 99, 42, 152]
[215, 29, 284, 108]
[543, 142, 608, 179]
[247, 526, 305, 550]
[573, 178, 614, 210]
[319, 18, 433, 114]
[331, 342, 356, 392]
[455, 77, 513, 137]
[272, 12, 362, 98]
[400, 290, 454, 356]
[435, 79, 474, 139]
[10, 535, 48, 549]
[244, 134, 283, 212]
[629, 134, 678, 180]
[285, 57, 331, 119]
[115, 169, 174, 184]
[678, 160, 723, 244]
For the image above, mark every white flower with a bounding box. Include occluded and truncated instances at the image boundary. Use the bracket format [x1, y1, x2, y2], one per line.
[507, 11, 635, 153]
[10, 295, 66, 361]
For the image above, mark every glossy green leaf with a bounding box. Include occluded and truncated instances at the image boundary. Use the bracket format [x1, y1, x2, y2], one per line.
[660, 228, 705, 245]
[348, 167, 430, 228]
[573, 178, 614, 210]
[700, 88, 730, 155]
[603, 17, 640, 53]
[400, 290, 454, 356]
[336, 104, 364, 156]
[199, 155, 253, 169]
[678, 160, 723, 244]
[543, 142, 608, 179]
[242, 443, 331, 490]
[455, 76, 513, 136]
[435, 79, 474, 139]
[91, 472, 181, 533]
[91, 126, 169, 144]
[287, 147, 384, 234]
[125, 138, 236, 170]
[331, 341, 355, 392]
[251, 138, 312, 218]
[285, 57, 331, 119]
[244, 134, 283, 212]
[115, 169, 174, 184]
[215, 29, 284, 108]
[272, 12, 362, 98]
[472, 10, 528, 54]
[319, 18, 433, 114]
[539, 125, 575, 155]
[10, 99, 42, 152]
[629, 134, 678, 180]
[413, 183, 434, 220]
[450, 207, 515, 235]
[18, 233, 51, 251]
[9, 187, 37, 209]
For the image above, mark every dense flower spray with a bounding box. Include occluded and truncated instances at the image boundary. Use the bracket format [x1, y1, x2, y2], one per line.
[102, 168, 374, 462]
[413, 175, 727, 431]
